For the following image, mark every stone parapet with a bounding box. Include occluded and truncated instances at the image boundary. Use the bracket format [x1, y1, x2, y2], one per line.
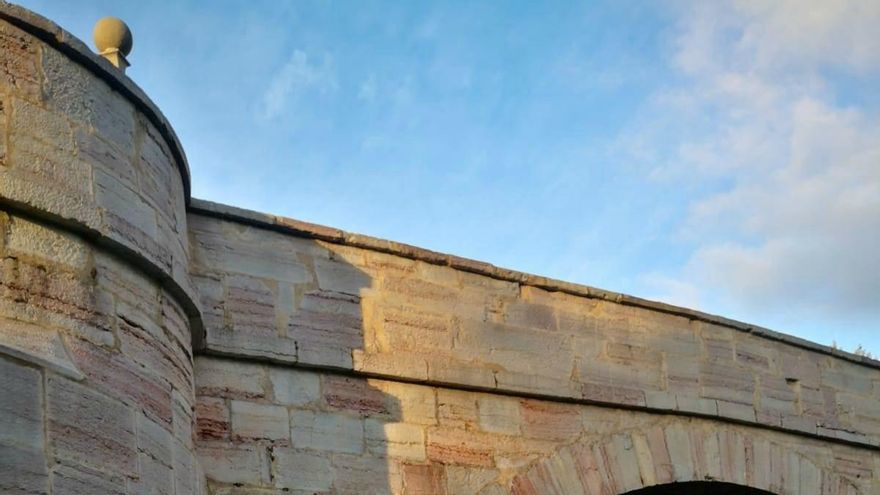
[188, 207, 880, 451]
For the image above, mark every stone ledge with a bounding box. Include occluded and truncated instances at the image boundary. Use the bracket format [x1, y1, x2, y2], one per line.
[188, 198, 880, 372]
[0, 197, 205, 350]
[0, 1, 191, 201]
[196, 353, 880, 454]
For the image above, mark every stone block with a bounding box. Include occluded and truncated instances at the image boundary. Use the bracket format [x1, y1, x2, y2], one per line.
[0, 443, 48, 494]
[118, 317, 191, 398]
[269, 367, 320, 406]
[41, 46, 135, 151]
[365, 419, 425, 461]
[582, 382, 647, 407]
[230, 401, 289, 442]
[197, 443, 269, 486]
[290, 410, 363, 454]
[478, 396, 522, 436]
[664, 424, 695, 482]
[402, 463, 447, 495]
[194, 357, 265, 399]
[130, 452, 172, 495]
[375, 303, 452, 353]
[95, 168, 159, 242]
[322, 375, 387, 415]
[437, 390, 479, 430]
[314, 256, 370, 295]
[0, 355, 44, 450]
[75, 127, 135, 187]
[66, 337, 172, 425]
[138, 122, 174, 215]
[330, 453, 391, 494]
[206, 326, 298, 363]
[445, 466, 500, 495]
[428, 356, 497, 390]
[370, 379, 436, 425]
[272, 449, 333, 492]
[224, 274, 277, 335]
[821, 364, 873, 394]
[579, 357, 662, 391]
[503, 301, 557, 331]
[47, 375, 136, 477]
[195, 396, 229, 440]
[427, 428, 496, 467]
[171, 389, 194, 449]
[51, 459, 126, 495]
[189, 221, 311, 283]
[290, 290, 363, 369]
[172, 437, 196, 495]
[701, 362, 755, 405]
[0, 22, 41, 99]
[456, 320, 573, 378]
[137, 412, 173, 468]
[353, 349, 429, 381]
[717, 400, 757, 423]
[735, 339, 775, 371]
[6, 217, 89, 271]
[521, 401, 583, 441]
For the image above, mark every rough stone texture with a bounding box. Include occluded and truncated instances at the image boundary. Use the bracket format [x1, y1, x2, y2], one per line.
[0, 8, 197, 495]
[188, 211, 880, 450]
[2, 3, 879, 495]
[194, 357, 879, 495]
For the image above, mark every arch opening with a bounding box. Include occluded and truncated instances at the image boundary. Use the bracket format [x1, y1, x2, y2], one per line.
[624, 482, 776, 495]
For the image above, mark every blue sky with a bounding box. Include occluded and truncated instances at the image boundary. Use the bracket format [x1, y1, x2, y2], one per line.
[20, 1, 879, 354]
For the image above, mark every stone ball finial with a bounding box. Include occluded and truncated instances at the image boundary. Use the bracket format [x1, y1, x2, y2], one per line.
[93, 17, 132, 72]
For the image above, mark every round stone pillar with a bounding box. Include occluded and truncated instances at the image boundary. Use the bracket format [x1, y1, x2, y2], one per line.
[0, 5, 203, 494]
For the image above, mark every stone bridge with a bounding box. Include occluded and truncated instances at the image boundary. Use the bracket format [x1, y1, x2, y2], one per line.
[0, 4, 878, 494]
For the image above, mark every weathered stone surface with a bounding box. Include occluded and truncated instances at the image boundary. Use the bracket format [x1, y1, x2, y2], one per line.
[47, 375, 137, 477]
[197, 443, 269, 486]
[366, 419, 425, 461]
[2, 5, 880, 494]
[51, 460, 126, 495]
[0, 442, 48, 495]
[0, 21, 41, 99]
[272, 449, 333, 492]
[0, 356, 47, 494]
[230, 401, 289, 442]
[290, 410, 363, 454]
[195, 358, 265, 399]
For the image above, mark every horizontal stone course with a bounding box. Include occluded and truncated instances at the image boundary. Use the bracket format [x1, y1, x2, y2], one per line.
[195, 357, 879, 494]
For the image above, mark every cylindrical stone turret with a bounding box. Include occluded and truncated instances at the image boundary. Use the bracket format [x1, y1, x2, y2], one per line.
[0, 4, 203, 494]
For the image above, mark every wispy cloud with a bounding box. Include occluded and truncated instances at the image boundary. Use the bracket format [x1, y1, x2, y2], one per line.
[260, 50, 336, 120]
[357, 74, 378, 103]
[632, 1, 880, 322]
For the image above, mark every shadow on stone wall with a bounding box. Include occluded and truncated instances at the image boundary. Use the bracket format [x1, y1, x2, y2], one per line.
[189, 215, 408, 493]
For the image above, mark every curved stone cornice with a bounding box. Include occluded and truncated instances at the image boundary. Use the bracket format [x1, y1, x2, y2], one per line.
[0, 1, 191, 201]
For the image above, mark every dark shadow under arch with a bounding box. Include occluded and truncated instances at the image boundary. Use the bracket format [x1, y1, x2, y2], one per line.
[625, 481, 776, 495]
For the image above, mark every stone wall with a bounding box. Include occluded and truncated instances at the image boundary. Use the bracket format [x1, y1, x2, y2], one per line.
[1, 3, 878, 495]
[194, 355, 876, 495]
[186, 203, 880, 494]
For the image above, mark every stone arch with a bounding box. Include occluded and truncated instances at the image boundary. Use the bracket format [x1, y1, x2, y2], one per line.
[505, 423, 862, 495]
[624, 481, 774, 495]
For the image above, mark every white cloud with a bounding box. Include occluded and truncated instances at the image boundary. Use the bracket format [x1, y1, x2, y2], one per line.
[637, 1, 880, 321]
[260, 50, 336, 119]
[358, 74, 378, 103]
